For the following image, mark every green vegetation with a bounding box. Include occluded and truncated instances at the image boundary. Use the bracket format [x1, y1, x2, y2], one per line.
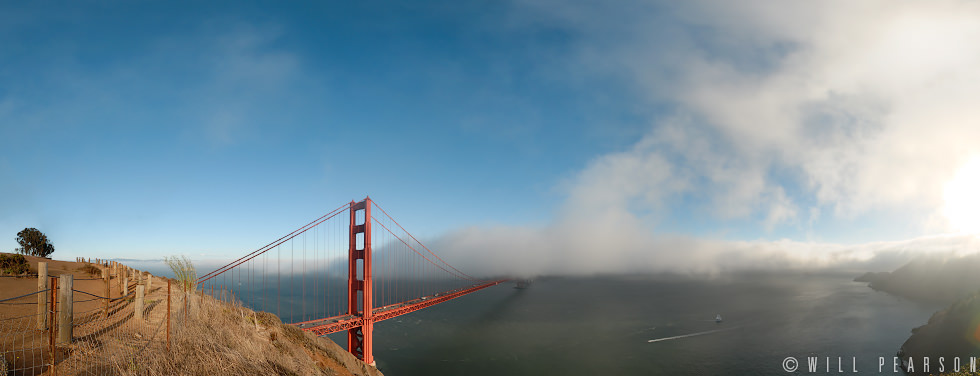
[933, 371, 980, 375]
[163, 255, 196, 292]
[0, 253, 30, 275]
[14, 227, 55, 258]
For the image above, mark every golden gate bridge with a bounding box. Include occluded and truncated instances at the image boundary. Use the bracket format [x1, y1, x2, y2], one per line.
[196, 197, 507, 365]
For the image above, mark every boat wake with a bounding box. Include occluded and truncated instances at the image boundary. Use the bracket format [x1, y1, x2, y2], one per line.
[646, 326, 742, 343]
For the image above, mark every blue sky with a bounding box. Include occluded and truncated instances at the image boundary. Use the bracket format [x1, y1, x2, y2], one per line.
[3, 1, 980, 273]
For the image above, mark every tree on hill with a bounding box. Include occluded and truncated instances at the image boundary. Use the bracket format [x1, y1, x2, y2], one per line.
[15, 227, 55, 258]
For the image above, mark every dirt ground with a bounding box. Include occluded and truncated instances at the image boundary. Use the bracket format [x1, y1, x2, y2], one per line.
[1, 254, 168, 375]
[1, 254, 124, 318]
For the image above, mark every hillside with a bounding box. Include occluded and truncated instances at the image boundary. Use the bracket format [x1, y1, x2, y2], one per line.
[0, 253, 383, 376]
[143, 291, 384, 376]
[855, 253, 980, 376]
[855, 254, 980, 303]
[899, 290, 980, 376]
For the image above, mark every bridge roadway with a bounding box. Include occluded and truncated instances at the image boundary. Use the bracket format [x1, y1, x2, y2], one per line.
[292, 279, 508, 336]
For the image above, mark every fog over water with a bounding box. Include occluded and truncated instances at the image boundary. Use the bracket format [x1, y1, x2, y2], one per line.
[430, 228, 980, 277]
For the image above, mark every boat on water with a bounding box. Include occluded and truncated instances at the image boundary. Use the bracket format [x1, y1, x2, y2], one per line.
[715, 314, 723, 323]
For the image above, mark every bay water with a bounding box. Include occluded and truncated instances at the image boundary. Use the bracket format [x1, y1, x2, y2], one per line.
[131, 260, 940, 375]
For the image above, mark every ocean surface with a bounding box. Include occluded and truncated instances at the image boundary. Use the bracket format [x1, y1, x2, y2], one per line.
[331, 273, 941, 375]
[131, 261, 941, 375]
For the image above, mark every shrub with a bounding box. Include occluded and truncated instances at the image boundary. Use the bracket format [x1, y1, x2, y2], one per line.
[255, 311, 283, 327]
[0, 253, 30, 275]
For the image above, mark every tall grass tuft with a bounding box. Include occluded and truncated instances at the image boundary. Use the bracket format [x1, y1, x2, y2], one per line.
[163, 255, 197, 292]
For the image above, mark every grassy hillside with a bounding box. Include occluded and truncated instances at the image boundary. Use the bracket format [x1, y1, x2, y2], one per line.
[141, 292, 384, 376]
[0, 253, 382, 376]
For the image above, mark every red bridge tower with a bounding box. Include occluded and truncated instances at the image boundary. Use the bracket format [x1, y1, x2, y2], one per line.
[347, 198, 374, 365]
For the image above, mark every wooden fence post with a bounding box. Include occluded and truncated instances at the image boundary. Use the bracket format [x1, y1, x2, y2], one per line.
[57, 274, 73, 345]
[135, 285, 145, 321]
[37, 262, 47, 330]
[146, 272, 152, 291]
[103, 268, 110, 319]
[123, 273, 128, 298]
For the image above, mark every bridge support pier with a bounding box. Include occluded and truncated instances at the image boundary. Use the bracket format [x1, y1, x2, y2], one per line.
[347, 198, 375, 366]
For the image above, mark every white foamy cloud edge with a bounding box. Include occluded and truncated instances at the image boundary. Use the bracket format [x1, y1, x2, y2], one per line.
[431, 226, 980, 277]
[433, 1, 980, 276]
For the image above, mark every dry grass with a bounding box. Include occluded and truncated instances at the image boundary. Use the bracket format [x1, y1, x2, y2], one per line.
[77, 263, 102, 277]
[125, 293, 384, 376]
[0, 256, 381, 376]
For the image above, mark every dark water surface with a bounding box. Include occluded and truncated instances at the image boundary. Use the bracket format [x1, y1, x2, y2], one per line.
[131, 261, 940, 375]
[333, 273, 939, 375]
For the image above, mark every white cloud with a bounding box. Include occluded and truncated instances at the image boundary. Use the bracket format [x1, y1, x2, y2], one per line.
[158, 26, 303, 145]
[520, 0, 980, 230]
[432, 223, 980, 277]
[426, 1, 980, 276]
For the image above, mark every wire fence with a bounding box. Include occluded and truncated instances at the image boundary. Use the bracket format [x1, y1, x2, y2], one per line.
[0, 262, 189, 376]
[0, 290, 49, 376]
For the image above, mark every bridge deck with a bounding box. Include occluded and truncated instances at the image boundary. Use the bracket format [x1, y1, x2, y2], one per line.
[292, 279, 507, 336]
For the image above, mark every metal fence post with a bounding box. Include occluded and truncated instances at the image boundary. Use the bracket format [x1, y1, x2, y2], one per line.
[49, 276, 56, 375]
